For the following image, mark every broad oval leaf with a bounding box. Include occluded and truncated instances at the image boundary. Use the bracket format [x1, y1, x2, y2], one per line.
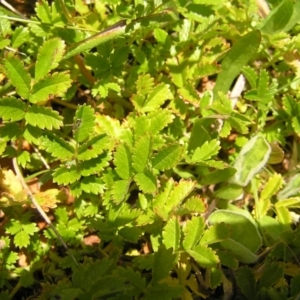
[208, 210, 262, 253]
[230, 135, 271, 186]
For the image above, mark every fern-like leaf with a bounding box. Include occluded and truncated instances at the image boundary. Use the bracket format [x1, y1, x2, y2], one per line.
[73, 104, 95, 143]
[29, 72, 72, 103]
[25, 105, 63, 130]
[35, 38, 66, 81]
[0, 97, 26, 121]
[3, 55, 31, 99]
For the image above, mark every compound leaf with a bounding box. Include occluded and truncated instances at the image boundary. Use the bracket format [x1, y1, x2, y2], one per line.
[77, 134, 110, 161]
[165, 180, 196, 212]
[80, 176, 105, 194]
[35, 38, 66, 81]
[152, 144, 182, 171]
[0, 97, 26, 121]
[132, 134, 152, 173]
[191, 139, 220, 162]
[152, 246, 177, 283]
[73, 104, 95, 143]
[29, 72, 72, 103]
[53, 165, 81, 185]
[79, 152, 111, 176]
[183, 216, 205, 250]
[40, 133, 74, 160]
[3, 56, 31, 99]
[187, 245, 219, 268]
[25, 105, 63, 130]
[134, 170, 157, 194]
[162, 217, 181, 251]
[114, 143, 133, 180]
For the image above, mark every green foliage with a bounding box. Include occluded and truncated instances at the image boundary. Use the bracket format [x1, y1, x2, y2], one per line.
[1, 0, 300, 298]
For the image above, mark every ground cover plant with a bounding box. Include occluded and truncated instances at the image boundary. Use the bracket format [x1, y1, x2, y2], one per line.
[0, 0, 300, 299]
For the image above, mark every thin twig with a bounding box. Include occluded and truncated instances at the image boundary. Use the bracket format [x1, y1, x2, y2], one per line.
[12, 157, 78, 266]
[0, 0, 27, 19]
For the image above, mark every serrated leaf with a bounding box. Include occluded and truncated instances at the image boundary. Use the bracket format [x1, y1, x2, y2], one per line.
[29, 72, 72, 103]
[40, 133, 74, 160]
[187, 245, 219, 268]
[14, 231, 30, 248]
[25, 105, 63, 130]
[183, 196, 206, 213]
[213, 30, 261, 97]
[259, 262, 284, 289]
[278, 173, 300, 200]
[114, 143, 133, 180]
[209, 268, 222, 289]
[208, 210, 262, 253]
[136, 73, 154, 97]
[230, 135, 271, 186]
[132, 134, 152, 173]
[17, 150, 30, 168]
[35, 38, 66, 81]
[200, 222, 231, 246]
[11, 26, 30, 48]
[0, 122, 22, 141]
[3, 56, 31, 99]
[73, 104, 95, 143]
[236, 266, 257, 300]
[80, 176, 105, 194]
[119, 227, 142, 243]
[134, 170, 157, 194]
[162, 217, 181, 251]
[0, 97, 26, 121]
[79, 152, 111, 176]
[77, 134, 109, 161]
[152, 246, 177, 283]
[183, 216, 205, 250]
[242, 66, 257, 89]
[53, 165, 81, 185]
[191, 139, 220, 162]
[142, 83, 172, 112]
[152, 144, 182, 171]
[165, 180, 196, 212]
[260, 173, 282, 201]
[112, 180, 130, 204]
